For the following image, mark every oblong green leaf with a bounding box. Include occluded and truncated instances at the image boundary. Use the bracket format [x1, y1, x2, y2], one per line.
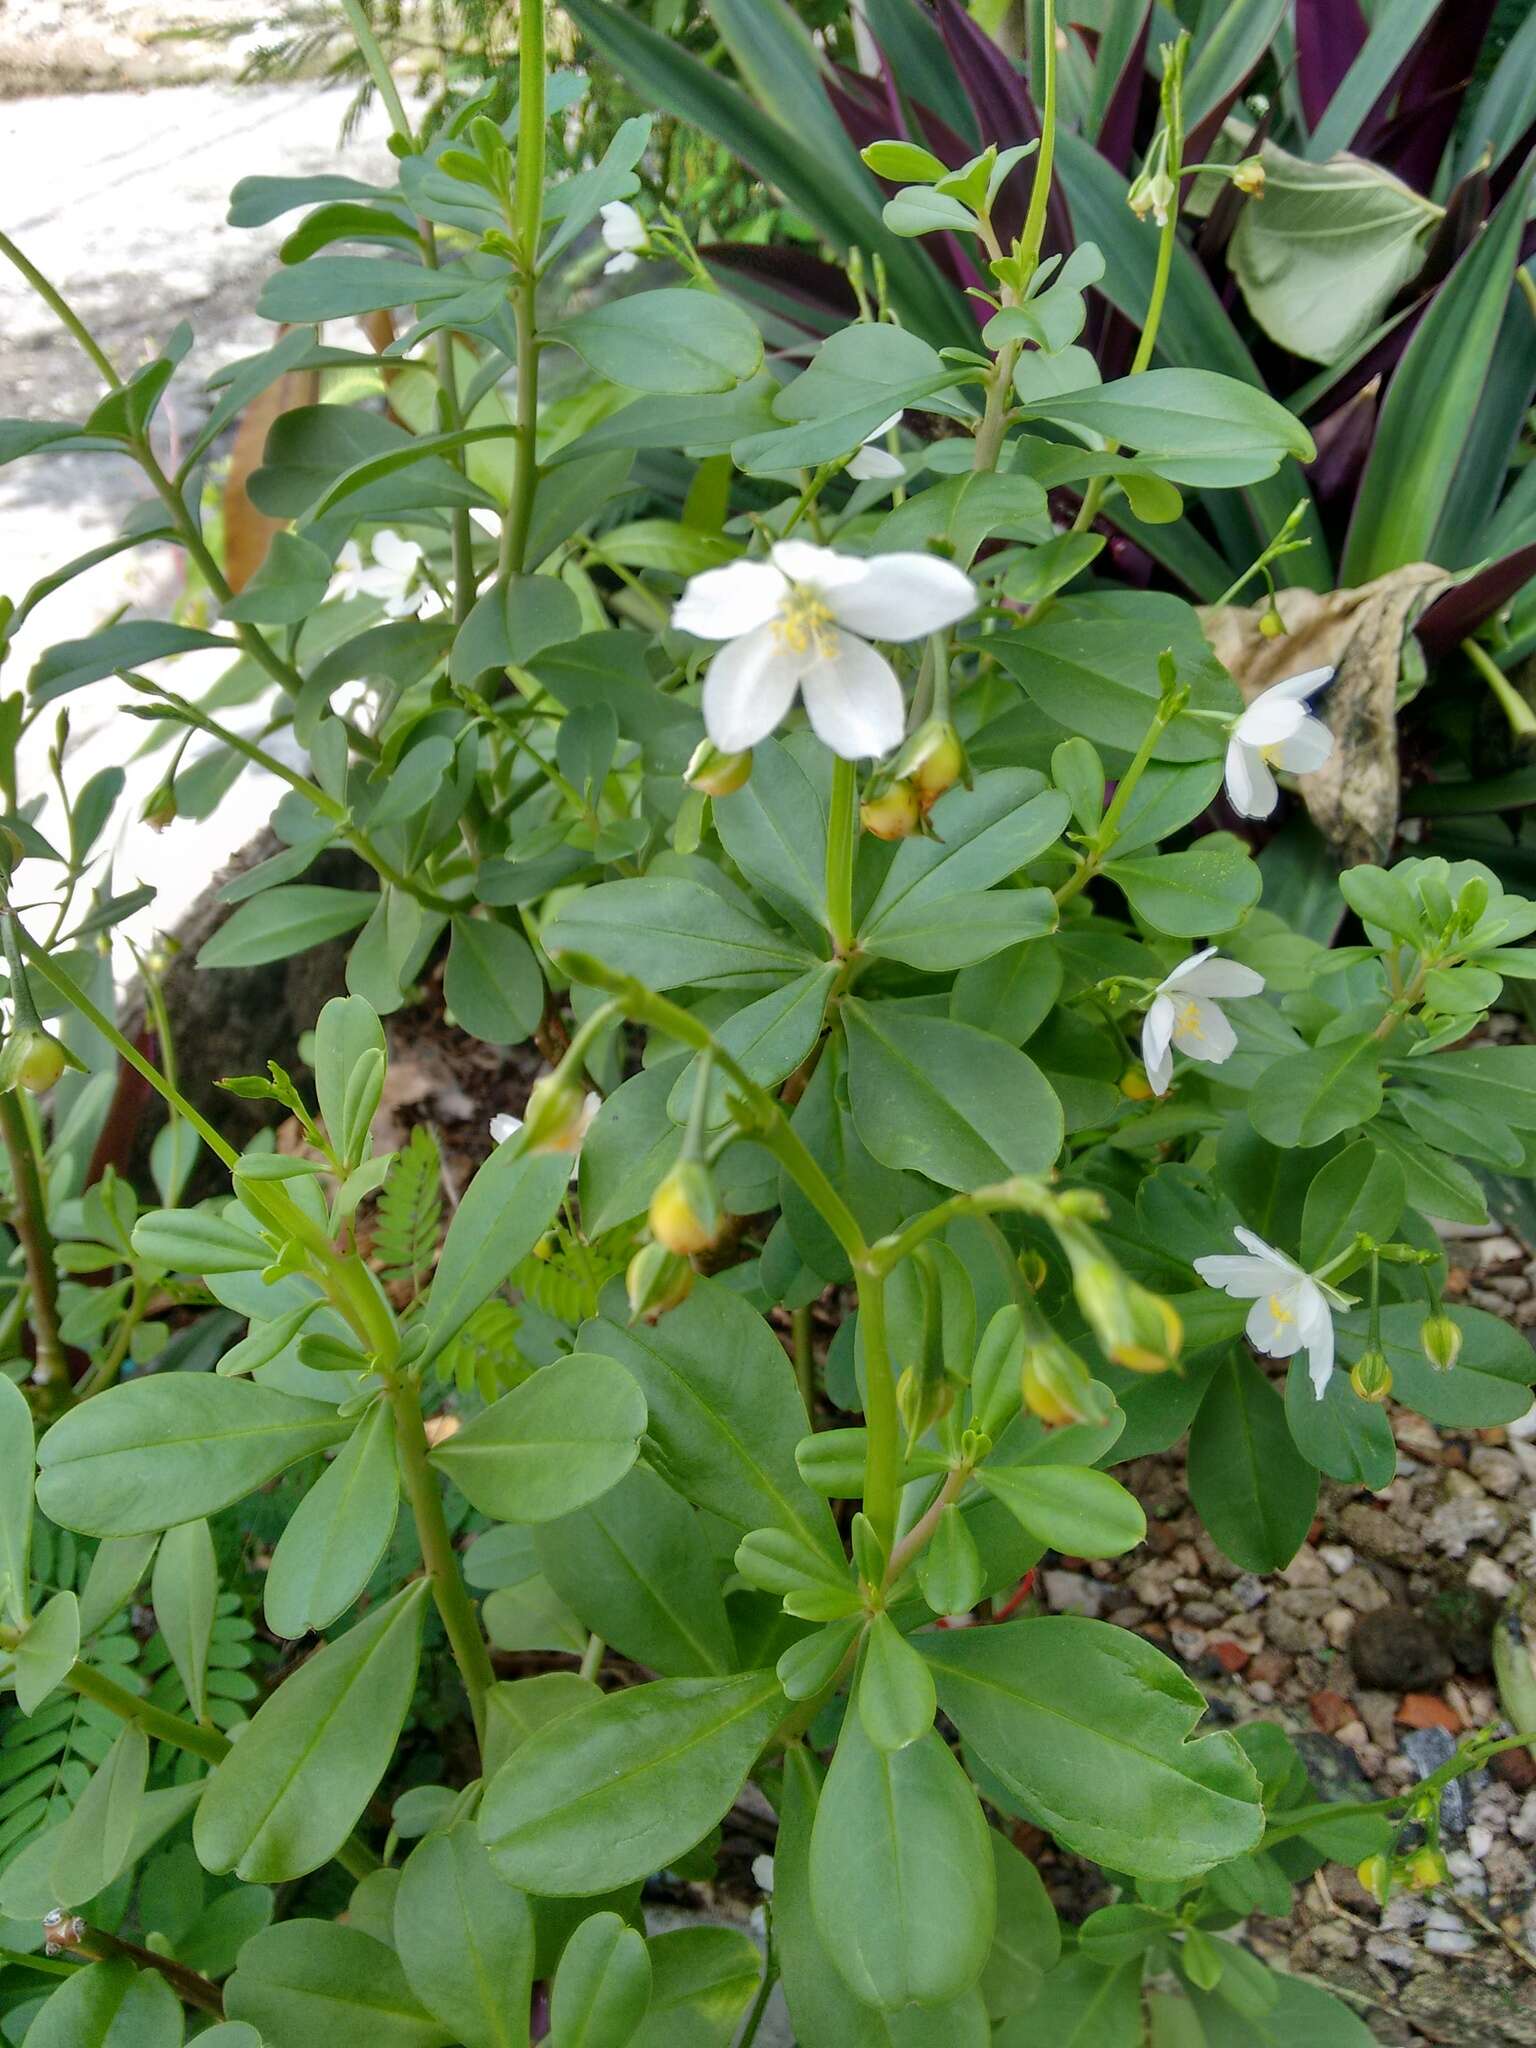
[0, 1374, 33, 1630]
[443, 917, 546, 1047]
[428, 1353, 645, 1522]
[151, 1518, 217, 1721]
[857, 1616, 937, 1752]
[394, 1823, 534, 2048]
[198, 887, 375, 969]
[479, 1672, 785, 1894]
[420, 1149, 570, 1366]
[226, 1920, 453, 2047]
[556, 289, 763, 394]
[195, 1582, 429, 1881]
[47, 1725, 147, 1907]
[544, 877, 814, 991]
[1188, 1353, 1318, 1574]
[36, 1376, 350, 1537]
[26, 1958, 184, 2048]
[13, 1588, 77, 1715]
[978, 1464, 1146, 1560]
[922, 1617, 1263, 1879]
[548, 1911, 652, 2047]
[264, 1400, 400, 1638]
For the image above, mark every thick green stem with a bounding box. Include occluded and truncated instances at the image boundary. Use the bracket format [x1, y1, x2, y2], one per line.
[1464, 635, 1536, 741]
[56, 1922, 224, 2016]
[825, 756, 858, 954]
[339, 0, 413, 141]
[0, 1093, 68, 1404]
[1054, 694, 1176, 905]
[1016, 0, 1057, 277]
[501, 0, 546, 579]
[856, 1267, 900, 1554]
[791, 1303, 816, 1420]
[387, 1379, 495, 1752]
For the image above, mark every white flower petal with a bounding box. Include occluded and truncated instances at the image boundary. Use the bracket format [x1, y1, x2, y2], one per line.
[1159, 947, 1217, 991]
[1246, 1287, 1305, 1359]
[1270, 714, 1334, 774]
[1174, 954, 1265, 999]
[701, 623, 804, 751]
[799, 628, 905, 759]
[371, 530, 420, 573]
[1141, 994, 1176, 1095]
[673, 560, 788, 640]
[1225, 738, 1278, 819]
[1236, 695, 1307, 748]
[599, 199, 645, 252]
[846, 442, 906, 481]
[603, 250, 640, 275]
[1259, 665, 1333, 706]
[768, 539, 870, 594]
[489, 1114, 521, 1145]
[1299, 1287, 1335, 1397]
[824, 552, 978, 642]
[1171, 993, 1237, 1066]
[1232, 1226, 1298, 1273]
[1193, 1253, 1287, 1296]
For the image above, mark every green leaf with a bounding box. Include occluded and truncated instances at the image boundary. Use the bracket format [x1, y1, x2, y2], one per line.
[26, 1958, 184, 2048]
[665, 967, 838, 1126]
[78, 1532, 158, 1636]
[46, 1725, 147, 1906]
[1187, 1969, 1376, 2046]
[1284, 1357, 1396, 1489]
[226, 1920, 453, 2047]
[861, 772, 1068, 922]
[394, 1823, 534, 2048]
[978, 1464, 1146, 1559]
[199, 887, 375, 969]
[858, 889, 1058, 972]
[1299, 1139, 1405, 1270]
[842, 1002, 1063, 1191]
[1011, 1955, 1145, 2044]
[484, 1672, 604, 1781]
[428, 1353, 644, 1521]
[922, 1617, 1263, 1879]
[535, 1463, 735, 1678]
[1016, 369, 1313, 486]
[982, 1828, 1061, 2018]
[479, 1671, 785, 1894]
[151, 1519, 217, 1722]
[580, 1277, 841, 1558]
[36, 1376, 350, 1537]
[449, 575, 584, 685]
[556, 289, 763, 394]
[810, 1715, 993, 2010]
[1342, 1303, 1536, 1427]
[314, 995, 387, 1165]
[444, 917, 545, 1046]
[223, 531, 333, 625]
[1189, 1353, 1318, 1573]
[712, 736, 828, 940]
[0, 1374, 33, 1629]
[1248, 1038, 1382, 1149]
[419, 1149, 571, 1365]
[195, 1582, 429, 1881]
[29, 621, 230, 704]
[858, 1616, 937, 1752]
[1104, 844, 1261, 937]
[1343, 159, 1534, 583]
[1307, 0, 1442, 160]
[264, 1400, 399, 1637]
[130, 1206, 269, 1275]
[920, 1504, 984, 1618]
[548, 1912, 652, 2046]
[631, 1926, 760, 2048]
[544, 877, 815, 990]
[257, 255, 479, 321]
[991, 594, 1240, 761]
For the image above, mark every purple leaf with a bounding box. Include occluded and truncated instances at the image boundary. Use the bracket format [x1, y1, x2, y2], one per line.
[1366, 0, 1498, 192]
[702, 242, 860, 333]
[1295, 0, 1368, 132]
[1095, 3, 1154, 172]
[1417, 549, 1536, 656]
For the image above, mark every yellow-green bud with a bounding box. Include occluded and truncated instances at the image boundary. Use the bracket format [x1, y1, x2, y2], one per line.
[1258, 600, 1285, 638]
[1421, 1311, 1462, 1372]
[1232, 155, 1265, 197]
[141, 782, 178, 832]
[685, 738, 752, 798]
[1356, 1854, 1391, 1905]
[860, 781, 921, 840]
[626, 1242, 695, 1323]
[1020, 1332, 1097, 1427]
[1407, 1847, 1447, 1892]
[1120, 1063, 1154, 1102]
[0, 1028, 69, 1096]
[648, 1159, 722, 1256]
[1350, 1348, 1392, 1404]
[897, 1362, 954, 1447]
[521, 1075, 598, 1154]
[903, 720, 967, 809]
[1072, 1255, 1181, 1373]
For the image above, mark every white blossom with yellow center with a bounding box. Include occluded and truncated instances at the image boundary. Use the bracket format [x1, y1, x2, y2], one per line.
[673, 540, 977, 760]
[1225, 667, 1335, 819]
[1140, 946, 1264, 1095]
[1193, 1227, 1344, 1397]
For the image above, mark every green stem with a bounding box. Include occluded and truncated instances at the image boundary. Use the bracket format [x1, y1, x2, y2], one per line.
[883, 1465, 967, 1592]
[1015, 0, 1057, 277]
[339, 0, 413, 141]
[501, 0, 546, 579]
[791, 1303, 816, 1420]
[579, 1633, 606, 1683]
[60, 1922, 224, 2017]
[825, 755, 858, 954]
[386, 1377, 495, 1753]
[1463, 635, 1536, 741]
[421, 227, 475, 626]
[734, 1938, 779, 2048]
[856, 1266, 900, 1555]
[1054, 694, 1176, 904]
[0, 232, 120, 389]
[0, 1093, 68, 1405]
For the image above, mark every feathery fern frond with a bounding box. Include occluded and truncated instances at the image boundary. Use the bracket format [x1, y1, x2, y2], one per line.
[374, 1126, 444, 1297]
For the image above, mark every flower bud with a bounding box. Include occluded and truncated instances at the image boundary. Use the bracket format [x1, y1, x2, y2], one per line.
[1120, 1063, 1154, 1102]
[860, 780, 921, 840]
[1407, 1847, 1447, 1892]
[1232, 155, 1265, 197]
[626, 1242, 695, 1323]
[1350, 1348, 1392, 1404]
[520, 1076, 598, 1154]
[685, 738, 752, 798]
[648, 1159, 722, 1255]
[0, 1027, 69, 1096]
[1356, 1854, 1391, 1905]
[1420, 1311, 1462, 1373]
[903, 720, 967, 810]
[1072, 1254, 1181, 1373]
[1259, 599, 1285, 638]
[897, 1362, 954, 1449]
[1021, 1332, 1098, 1427]
[140, 781, 178, 832]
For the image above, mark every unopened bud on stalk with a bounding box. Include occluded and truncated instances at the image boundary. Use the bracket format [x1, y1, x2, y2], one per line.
[141, 780, 178, 832]
[1407, 1848, 1447, 1892]
[1420, 1311, 1461, 1373]
[1232, 155, 1265, 197]
[0, 1026, 72, 1095]
[648, 1159, 722, 1256]
[860, 781, 921, 840]
[901, 719, 967, 810]
[1020, 1331, 1099, 1427]
[1356, 1855, 1391, 1905]
[685, 738, 752, 798]
[1120, 1063, 1154, 1101]
[1349, 1348, 1392, 1404]
[520, 1075, 598, 1154]
[1258, 599, 1285, 638]
[626, 1242, 695, 1323]
[1071, 1254, 1181, 1373]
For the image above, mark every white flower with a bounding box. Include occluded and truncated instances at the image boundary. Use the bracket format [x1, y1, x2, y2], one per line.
[599, 200, 647, 275]
[489, 1089, 599, 1178]
[1225, 667, 1335, 820]
[846, 411, 905, 482]
[1193, 1226, 1342, 1398]
[327, 530, 428, 618]
[673, 539, 977, 760]
[1140, 947, 1264, 1095]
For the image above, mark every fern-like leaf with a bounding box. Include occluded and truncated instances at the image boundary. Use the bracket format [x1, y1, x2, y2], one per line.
[432, 1299, 531, 1403]
[374, 1126, 444, 1297]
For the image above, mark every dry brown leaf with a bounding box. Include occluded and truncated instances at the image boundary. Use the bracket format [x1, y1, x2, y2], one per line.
[1200, 562, 1454, 865]
[222, 331, 320, 593]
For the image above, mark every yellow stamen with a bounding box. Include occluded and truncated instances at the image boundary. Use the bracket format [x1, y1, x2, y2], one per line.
[772, 587, 837, 659]
[1175, 998, 1204, 1041]
[1267, 1293, 1294, 1326]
